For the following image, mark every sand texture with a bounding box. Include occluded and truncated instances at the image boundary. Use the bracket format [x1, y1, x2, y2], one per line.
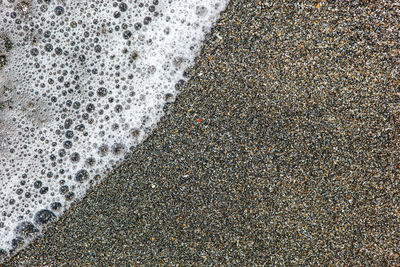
[5, 0, 400, 265]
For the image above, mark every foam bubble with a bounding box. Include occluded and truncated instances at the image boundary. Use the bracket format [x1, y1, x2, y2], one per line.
[0, 0, 228, 261]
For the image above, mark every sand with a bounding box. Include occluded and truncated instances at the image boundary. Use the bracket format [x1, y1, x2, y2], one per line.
[4, 0, 400, 265]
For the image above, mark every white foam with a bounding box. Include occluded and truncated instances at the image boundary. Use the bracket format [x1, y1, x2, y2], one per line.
[0, 0, 228, 260]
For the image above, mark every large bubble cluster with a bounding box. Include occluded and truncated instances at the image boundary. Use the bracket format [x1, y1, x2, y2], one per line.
[0, 0, 228, 260]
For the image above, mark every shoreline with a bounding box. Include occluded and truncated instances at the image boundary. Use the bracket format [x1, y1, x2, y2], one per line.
[6, 1, 400, 265]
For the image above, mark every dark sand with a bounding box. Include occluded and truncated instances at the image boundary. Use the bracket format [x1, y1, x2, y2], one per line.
[5, 0, 400, 265]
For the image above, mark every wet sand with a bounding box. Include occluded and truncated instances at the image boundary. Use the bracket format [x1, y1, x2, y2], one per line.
[5, 0, 400, 265]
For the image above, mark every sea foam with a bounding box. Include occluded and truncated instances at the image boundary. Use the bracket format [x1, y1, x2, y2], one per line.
[0, 0, 228, 260]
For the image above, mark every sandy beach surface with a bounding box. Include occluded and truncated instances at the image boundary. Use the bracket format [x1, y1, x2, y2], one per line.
[5, 0, 400, 265]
